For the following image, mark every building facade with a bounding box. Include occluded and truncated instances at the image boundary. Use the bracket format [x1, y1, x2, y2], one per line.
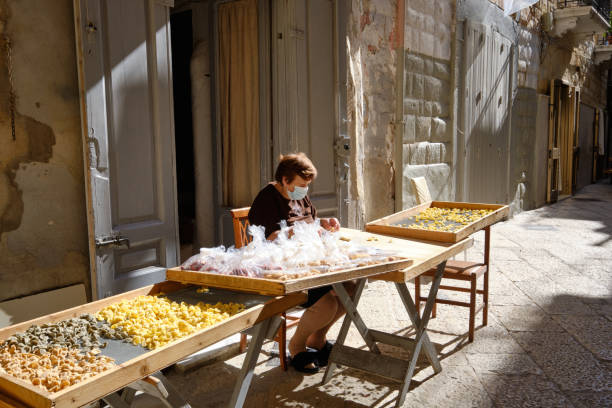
[0, 0, 609, 305]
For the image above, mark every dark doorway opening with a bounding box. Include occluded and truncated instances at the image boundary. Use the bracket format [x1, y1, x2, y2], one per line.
[170, 10, 195, 261]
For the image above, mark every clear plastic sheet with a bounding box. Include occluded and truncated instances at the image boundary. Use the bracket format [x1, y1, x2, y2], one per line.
[181, 221, 403, 280]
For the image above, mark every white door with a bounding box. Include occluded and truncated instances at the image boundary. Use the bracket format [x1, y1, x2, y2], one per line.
[74, 0, 179, 299]
[272, 0, 344, 218]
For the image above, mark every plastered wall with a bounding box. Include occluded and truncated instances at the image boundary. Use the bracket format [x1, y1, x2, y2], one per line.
[0, 0, 89, 301]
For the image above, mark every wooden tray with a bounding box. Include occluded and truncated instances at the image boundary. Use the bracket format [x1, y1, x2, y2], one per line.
[167, 257, 414, 296]
[365, 201, 509, 243]
[0, 282, 306, 408]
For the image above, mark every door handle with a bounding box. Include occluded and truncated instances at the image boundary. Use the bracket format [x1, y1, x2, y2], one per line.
[95, 235, 130, 249]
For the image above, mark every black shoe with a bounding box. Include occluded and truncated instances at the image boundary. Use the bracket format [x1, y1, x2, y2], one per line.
[315, 341, 334, 367]
[289, 350, 320, 374]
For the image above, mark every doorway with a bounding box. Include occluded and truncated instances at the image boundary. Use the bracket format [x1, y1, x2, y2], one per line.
[577, 103, 595, 191]
[170, 10, 196, 262]
[169, 0, 346, 253]
[548, 80, 579, 203]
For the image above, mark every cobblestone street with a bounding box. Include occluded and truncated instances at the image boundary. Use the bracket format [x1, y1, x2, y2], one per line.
[152, 182, 612, 407]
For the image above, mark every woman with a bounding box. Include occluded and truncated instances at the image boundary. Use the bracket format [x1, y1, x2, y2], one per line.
[248, 153, 353, 373]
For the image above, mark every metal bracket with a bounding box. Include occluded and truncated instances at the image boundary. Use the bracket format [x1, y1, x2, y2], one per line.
[95, 234, 130, 249]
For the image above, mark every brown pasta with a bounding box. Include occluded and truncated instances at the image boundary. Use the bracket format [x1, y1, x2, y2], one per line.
[0, 345, 115, 393]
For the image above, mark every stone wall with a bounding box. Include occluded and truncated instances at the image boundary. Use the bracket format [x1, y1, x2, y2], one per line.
[509, 88, 540, 212]
[581, 62, 608, 109]
[401, 0, 454, 209]
[346, 0, 398, 226]
[0, 0, 89, 301]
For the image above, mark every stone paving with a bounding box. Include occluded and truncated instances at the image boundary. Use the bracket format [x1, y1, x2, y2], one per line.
[151, 182, 611, 407]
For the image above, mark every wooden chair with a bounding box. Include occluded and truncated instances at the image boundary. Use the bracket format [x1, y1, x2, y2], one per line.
[410, 178, 490, 342]
[231, 207, 300, 370]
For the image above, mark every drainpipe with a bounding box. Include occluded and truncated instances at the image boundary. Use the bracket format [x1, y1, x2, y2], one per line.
[394, 0, 406, 212]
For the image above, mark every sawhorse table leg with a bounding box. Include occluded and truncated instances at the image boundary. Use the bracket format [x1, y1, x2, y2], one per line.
[102, 372, 191, 408]
[321, 278, 370, 384]
[322, 261, 447, 408]
[228, 315, 283, 408]
[102, 316, 282, 408]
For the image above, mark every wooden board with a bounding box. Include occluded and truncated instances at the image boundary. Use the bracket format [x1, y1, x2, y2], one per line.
[365, 201, 509, 243]
[327, 229, 474, 283]
[0, 282, 306, 408]
[167, 257, 414, 296]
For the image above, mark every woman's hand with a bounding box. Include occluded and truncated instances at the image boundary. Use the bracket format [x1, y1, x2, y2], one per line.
[267, 227, 294, 241]
[320, 217, 340, 232]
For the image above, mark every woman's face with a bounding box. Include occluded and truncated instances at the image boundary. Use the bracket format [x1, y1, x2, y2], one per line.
[283, 175, 311, 192]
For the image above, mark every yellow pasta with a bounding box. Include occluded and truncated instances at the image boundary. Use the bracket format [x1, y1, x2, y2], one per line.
[402, 207, 493, 232]
[96, 296, 245, 350]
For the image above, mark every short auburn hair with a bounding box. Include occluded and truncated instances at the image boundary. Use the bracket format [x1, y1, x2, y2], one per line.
[274, 153, 317, 183]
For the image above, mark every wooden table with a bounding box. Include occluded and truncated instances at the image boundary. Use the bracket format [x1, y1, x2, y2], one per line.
[0, 230, 470, 408]
[321, 228, 473, 408]
[0, 282, 306, 408]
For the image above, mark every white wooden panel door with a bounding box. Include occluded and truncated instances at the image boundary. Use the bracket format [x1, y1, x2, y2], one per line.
[272, 0, 340, 217]
[75, 0, 179, 299]
[461, 21, 513, 204]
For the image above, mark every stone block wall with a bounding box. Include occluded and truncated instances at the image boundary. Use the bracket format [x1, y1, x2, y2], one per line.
[345, 0, 398, 226]
[517, 26, 540, 89]
[402, 0, 454, 209]
[581, 63, 608, 110]
[405, 0, 452, 61]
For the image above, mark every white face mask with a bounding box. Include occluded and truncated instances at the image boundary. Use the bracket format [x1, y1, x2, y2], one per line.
[287, 185, 308, 200]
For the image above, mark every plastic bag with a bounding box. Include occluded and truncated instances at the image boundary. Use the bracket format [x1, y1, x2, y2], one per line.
[180, 220, 403, 279]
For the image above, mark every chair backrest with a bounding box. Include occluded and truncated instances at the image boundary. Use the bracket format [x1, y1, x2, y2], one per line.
[230, 207, 252, 248]
[410, 177, 432, 204]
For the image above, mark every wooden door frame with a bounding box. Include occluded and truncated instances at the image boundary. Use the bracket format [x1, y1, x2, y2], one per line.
[571, 88, 580, 195]
[546, 80, 560, 203]
[333, 0, 348, 226]
[73, 0, 98, 300]
[593, 107, 599, 183]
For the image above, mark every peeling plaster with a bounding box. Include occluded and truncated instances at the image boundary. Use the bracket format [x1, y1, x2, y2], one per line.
[0, 2, 56, 237]
[0, 0, 89, 302]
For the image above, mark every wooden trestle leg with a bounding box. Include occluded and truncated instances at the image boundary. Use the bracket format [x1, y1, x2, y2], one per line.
[321, 261, 447, 408]
[228, 315, 282, 408]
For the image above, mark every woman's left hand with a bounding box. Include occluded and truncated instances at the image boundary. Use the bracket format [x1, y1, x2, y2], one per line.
[320, 217, 340, 232]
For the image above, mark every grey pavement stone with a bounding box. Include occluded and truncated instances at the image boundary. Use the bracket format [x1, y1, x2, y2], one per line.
[512, 331, 612, 392]
[550, 276, 610, 300]
[496, 262, 545, 282]
[552, 314, 612, 361]
[514, 280, 598, 315]
[462, 325, 525, 355]
[477, 373, 574, 408]
[566, 390, 612, 408]
[587, 302, 612, 318]
[575, 260, 612, 284]
[492, 305, 565, 332]
[400, 365, 493, 408]
[489, 247, 522, 262]
[466, 353, 542, 375]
